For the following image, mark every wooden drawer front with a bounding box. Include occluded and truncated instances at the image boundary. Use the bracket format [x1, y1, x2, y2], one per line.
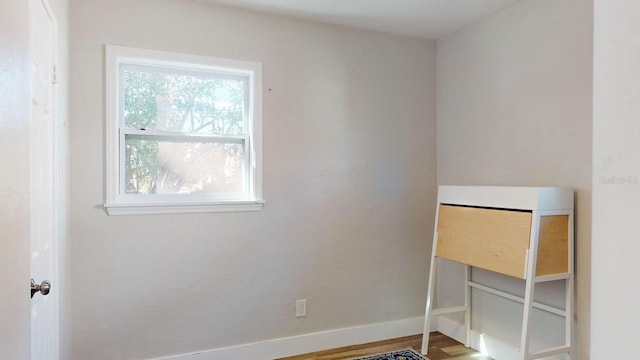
[436, 204, 532, 279]
[536, 215, 569, 276]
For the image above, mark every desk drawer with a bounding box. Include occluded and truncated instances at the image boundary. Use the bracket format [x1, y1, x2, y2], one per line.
[436, 204, 532, 279]
[436, 205, 569, 278]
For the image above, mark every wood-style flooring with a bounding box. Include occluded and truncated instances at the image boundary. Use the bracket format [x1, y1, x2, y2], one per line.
[277, 332, 491, 360]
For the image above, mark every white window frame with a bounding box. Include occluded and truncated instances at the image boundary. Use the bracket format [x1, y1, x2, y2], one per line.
[104, 45, 263, 215]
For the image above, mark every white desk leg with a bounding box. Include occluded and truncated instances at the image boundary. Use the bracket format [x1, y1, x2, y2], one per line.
[520, 212, 541, 360]
[422, 257, 437, 354]
[422, 208, 441, 355]
[566, 277, 574, 359]
[566, 212, 575, 359]
[520, 274, 535, 360]
[464, 264, 471, 348]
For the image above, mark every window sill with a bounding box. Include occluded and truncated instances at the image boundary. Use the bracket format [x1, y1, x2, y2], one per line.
[104, 200, 264, 216]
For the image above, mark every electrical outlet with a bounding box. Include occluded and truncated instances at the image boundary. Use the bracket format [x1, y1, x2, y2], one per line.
[295, 299, 307, 317]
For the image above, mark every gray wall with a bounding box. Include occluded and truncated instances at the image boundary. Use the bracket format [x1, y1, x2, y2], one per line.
[436, 0, 592, 357]
[68, 0, 437, 358]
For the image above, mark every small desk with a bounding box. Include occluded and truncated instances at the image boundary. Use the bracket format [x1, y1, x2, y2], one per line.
[421, 186, 574, 360]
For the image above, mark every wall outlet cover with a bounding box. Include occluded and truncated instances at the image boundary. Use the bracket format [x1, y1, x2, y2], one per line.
[296, 299, 307, 317]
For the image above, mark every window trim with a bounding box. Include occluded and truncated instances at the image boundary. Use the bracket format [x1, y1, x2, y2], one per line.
[104, 45, 263, 215]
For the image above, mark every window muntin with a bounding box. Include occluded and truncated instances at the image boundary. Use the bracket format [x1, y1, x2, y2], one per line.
[105, 46, 262, 215]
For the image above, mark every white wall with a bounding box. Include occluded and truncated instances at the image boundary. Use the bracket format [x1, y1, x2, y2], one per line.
[68, 0, 437, 358]
[0, 0, 31, 358]
[436, 0, 592, 357]
[591, 0, 640, 358]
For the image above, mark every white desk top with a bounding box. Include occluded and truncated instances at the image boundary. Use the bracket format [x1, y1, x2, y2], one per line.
[438, 185, 574, 211]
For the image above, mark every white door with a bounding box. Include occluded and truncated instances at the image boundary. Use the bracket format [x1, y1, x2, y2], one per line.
[29, 0, 59, 358]
[0, 0, 58, 358]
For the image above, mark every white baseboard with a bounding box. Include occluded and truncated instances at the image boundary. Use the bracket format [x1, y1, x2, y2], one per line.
[151, 316, 425, 360]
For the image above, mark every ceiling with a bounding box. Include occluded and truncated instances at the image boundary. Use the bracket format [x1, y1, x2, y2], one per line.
[200, 0, 525, 40]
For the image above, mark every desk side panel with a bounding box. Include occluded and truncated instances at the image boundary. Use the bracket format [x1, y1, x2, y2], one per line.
[536, 215, 570, 276]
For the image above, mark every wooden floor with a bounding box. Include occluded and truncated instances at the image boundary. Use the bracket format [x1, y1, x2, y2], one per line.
[277, 332, 491, 360]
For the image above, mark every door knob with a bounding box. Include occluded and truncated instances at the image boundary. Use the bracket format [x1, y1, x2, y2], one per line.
[31, 279, 51, 298]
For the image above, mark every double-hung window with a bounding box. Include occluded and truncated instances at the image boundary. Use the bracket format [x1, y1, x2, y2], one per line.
[105, 46, 263, 215]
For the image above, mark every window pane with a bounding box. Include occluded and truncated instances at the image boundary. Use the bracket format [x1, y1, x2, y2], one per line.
[122, 65, 246, 135]
[124, 136, 246, 195]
